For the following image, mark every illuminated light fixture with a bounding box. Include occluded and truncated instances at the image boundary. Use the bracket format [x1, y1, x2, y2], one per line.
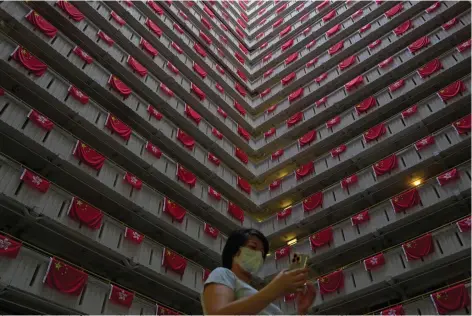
[266, 253, 271, 257]
[287, 238, 297, 246]
[412, 179, 422, 186]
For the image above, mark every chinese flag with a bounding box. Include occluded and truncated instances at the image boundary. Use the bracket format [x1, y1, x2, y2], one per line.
[436, 168, 460, 186]
[44, 258, 88, 296]
[438, 80, 466, 102]
[331, 144, 347, 157]
[408, 36, 430, 54]
[176, 164, 196, 188]
[148, 1, 163, 15]
[145, 18, 162, 37]
[431, 283, 470, 315]
[264, 128, 276, 139]
[111, 11, 126, 26]
[0, 234, 22, 258]
[341, 174, 358, 189]
[299, 130, 316, 147]
[228, 202, 244, 222]
[345, 75, 364, 92]
[145, 141, 162, 159]
[27, 109, 54, 131]
[109, 284, 134, 308]
[323, 10, 336, 22]
[235, 147, 248, 164]
[369, 39, 382, 49]
[326, 24, 341, 37]
[355, 96, 376, 115]
[140, 38, 158, 57]
[164, 198, 187, 223]
[363, 123, 386, 143]
[127, 56, 147, 77]
[303, 192, 323, 212]
[97, 30, 114, 46]
[208, 153, 220, 166]
[176, 129, 195, 150]
[270, 179, 282, 191]
[310, 227, 332, 249]
[318, 270, 344, 294]
[363, 253, 385, 271]
[277, 207, 291, 220]
[184, 104, 201, 125]
[281, 72, 296, 86]
[373, 154, 398, 176]
[457, 39, 471, 53]
[20, 169, 50, 193]
[393, 20, 412, 36]
[147, 105, 163, 120]
[351, 209, 370, 226]
[123, 172, 142, 190]
[72, 46, 93, 64]
[191, 83, 206, 100]
[326, 116, 341, 129]
[385, 3, 403, 18]
[204, 223, 219, 239]
[457, 217, 471, 233]
[105, 114, 132, 140]
[237, 125, 250, 141]
[237, 176, 251, 194]
[235, 83, 247, 97]
[452, 114, 471, 135]
[25, 11, 57, 38]
[73, 140, 106, 170]
[328, 41, 344, 55]
[425, 2, 441, 13]
[162, 249, 187, 275]
[217, 107, 227, 118]
[203, 269, 211, 281]
[442, 17, 458, 31]
[56, 1, 84, 22]
[401, 105, 418, 119]
[339, 55, 357, 71]
[275, 246, 290, 260]
[414, 135, 435, 151]
[211, 128, 223, 140]
[68, 197, 103, 230]
[108, 75, 132, 98]
[157, 305, 180, 315]
[193, 62, 207, 79]
[402, 233, 434, 261]
[208, 186, 221, 200]
[287, 112, 303, 127]
[68, 85, 89, 104]
[296, 161, 314, 180]
[124, 227, 144, 244]
[391, 188, 421, 213]
[417, 58, 442, 78]
[12, 47, 47, 76]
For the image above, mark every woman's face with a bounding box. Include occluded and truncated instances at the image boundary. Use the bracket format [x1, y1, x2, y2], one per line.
[243, 235, 265, 256]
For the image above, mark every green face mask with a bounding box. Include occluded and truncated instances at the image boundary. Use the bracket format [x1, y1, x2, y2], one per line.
[234, 247, 264, 275]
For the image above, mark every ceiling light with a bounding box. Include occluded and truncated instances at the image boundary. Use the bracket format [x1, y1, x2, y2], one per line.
[412, 179, 422, 186]
[287, 238, 297, 246]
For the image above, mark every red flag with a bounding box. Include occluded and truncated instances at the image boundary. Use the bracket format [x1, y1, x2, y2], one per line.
[216, 64, 225, 75]
[208, 153, 220, 166]
[27, 109, 54, 131]
[318, 270, 344, 294]
[363, 252, 385, 270]
[352, 9, 363, 19]
[162, 249, 187, 275]
[203, 5, 215, 18]
[105, 114, 131, 140]
[436, 168, 460, 186]
[273, 18, 284, 28]
[199, 31, 212, 45]
[97, 30, 114, 46]
[276, 2, 287, 14]
[25, 11, 57, 38]
[184, 104, 201, 125]
[299, 130, 316, 147]
[108, 75, 132, 98]
[124, 172, 142, 190]
[414, 135, 435, 151]
[176, 164, 196, 188]
[124, 0, 133, 7]
[316, 96, 328, 107]
[275, 246, 290, 260]
[296, 2, 305, 11]
[457, 39, 471, 53]
[267, 104, 277, 114]
[391, 188, 421, 213]
[408, 36, 430, 54]
[44, 258, 88, 296]
[331, 144, 347, 157]
[126, 56, 147, 77]
[345, 75, 364, 92]
[20, 169, 50, 193]
[140, 38, 158, 57]
[280, 25, 291, 37]
[315, 72, 328, 84]
[381, 305, 404, 315]
[360, 23, 371, 33]
[228, 202, 244, 222]
[257, 35, 265, 42]
[110, 11, 126, 26]
[263, 53, 272, 62]
[281, 39, 294, 51]
[201, 17, 212, 30]
[363, 123, 386, 143]
[235, 83, 247, 97]
[202, 268, 211, 282]
[457, 217, 471, 233]
[260, 88, 271, 98]
[148, 1, 163, 15]
[203, 223, 219, 239]
[237, 176, 251, 194]
[145, 141, 162, 159]
[425, 2, 441, 13]
[211, 128, 223, 140]
[431, 283, 470, 315]
[235, 147, 248, 164]
[264, 128, 276, 139]
[68, 197, 103, 230]
[393, 20, 412, 36]
[68, 85, 88, 104]
[191, 83, 206, 100]
[56, 1, 84, 22]
[326, 116, 341, 129]
[328, 41, 344, 55]
[73, 141, 106, 170]
[215, 83, 224, 94]
[442, 17, 458, 31]
[259, 18, 267, 26]
[351, 209, 370, 226]
[402, 233, 434, 261]
[296, 161, 314, 180]
[401, 105, 418, 119]
[217, 107, 227, 118]
[326, 24, 341, 37]
[310, 227, 334, 249]
[179, 11, 188, 20]
[281, 72, 296, 86]
[287, 112, 303, 127]
[271, 149, 284, 160]
[323, 10, 336, 22]
[438, 80, 466, 102]
[452, 114, 471, 135]
[389, 79, 405, 92]
[417, 59, 442, 78]
[264, 68, 274, 78]
[303, 26, 312, 36]
[147, 105, 163, 120]
[164, 197, 187, 223]
[0, 234, 22, 258]
[287, 88, 304, 103]
[277, 207, 291, 220]
[176, 129, 195, 150]
[355, 96, 376, 115]
[156, 305, 180, 315]
[339, 55, 356, 71]
[303, 192, 323, 212]
[234, 51, 245, 64]
[72, 46, 93, 64]
[369, 39, 382, 50]
[385, 3, 403, 18]
[239, 43, 248, 54]
[306, 40, 316, 49]
[284, 293, 297, 302]
[285, 52, 299, 66]
[146, 19, 162, 38]
[237, 125, 250, 141]
[316, 0, 329, 11]
[194, 43, 207, 58]
[341, 174, 358, 189]
[109, 284, 134, 308]
[237, 69, 247, 81]
[167, 61, 179, 75]
[171, 42, 183, 54]
[12, 47, 47, 76]
[208, 186, 221, 201]
[373, 154, 398, 176]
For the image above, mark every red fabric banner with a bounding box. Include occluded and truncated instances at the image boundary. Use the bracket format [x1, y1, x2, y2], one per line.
[437, 168, 460, 186]
[140, 38, 158, 57]
[369, 39, 382, 49]
[203, 5, 215, 18]
[326, 24, 341, 37]
[307, 40, 316, 49]
[199, 31, 212, 45]
[184, 104, 201, 125]
[402, 233, 434, 261]
[288, 88, 303, 103]
[296, 161, 314, 180]
[316, 96, 328, 107]
[339, 55, 356, 71]
[145, 141, 162, 159]
[97, 30, 114, 46]
[303, 192, 323, 212]
[56, 1, 84, 22]
[171, 42, 183, 54]
[148, 1, 163, 15]
[215, 83, 224, 94]
[201, 17, 212, 30]
[431, 283, 470, 315]
[68, 197, 103, 230]
[381, 305, 404, 315]
[273, 18, 284, 28]
[204, 223, 219, 239]
[176, 164, 196, 188]
[216, 65, 225, 75]
[401, 105, 418, 119]
[105, 114, 132, 140]
[393, 20, 412, 36]
[269, 179, 281, 191]
[237, 176, 251, 194]
[341, 174, 358, 189]
[73, 46, 93, 64]
[391, 188, 421, 213]
[176, 129, 195, 150]
[363, 252, 385, 270]
[425, 2, 441, 13]
[123, 172, 142, 190]
[280, 25, 291, 37]
[263, 53, 272, 62]
[379, 56, 394, 69]
[275, 246, 290, 260]
[157, 305, 180, 315]
[438, 80, 466, 102]
[352, 9, 363, 19]
[27, 109, 54, 131]
[345, 75, 364, 91]
[457, 39, 471, 53]
[323, 10, 336, 22]
[363, 123, 386, 143]
[235, 147, 248, 164]
[351, 209, 370, 226]
[147, 105, 163, 120]
[207, 153, 220, 166]
[234, 51, 245, 64]
[191, 83, 206, 100]
[418, 58, 442, 78]
[108, 75, 132, 98]
[408, 36, 430, 54]
[68, 85, 88, 104]
[237, 125, 250, 141]
[276, 2, 288, 14]
[282, 72, 296, 86]
[389, 79, 405, 92]
[109, 284, 134, 308]
[211, 128, 223, 140]
[310, 227, 333, 249]
[21, 169, 50, 193]
[73, 141, 106, 170]
[285, 52, 299, 65]
[318, 270, 344, 294]
[315, 72, 328, 84]
[328, 41, 344, 55]
[326, 116, 340, 129]
[208, 186, 221, 200]
[442, 17, 458, 31]
[373, 154, 398, 176]
[264, 68, 274, 78]
[281, 39, 294, 51]
[237, 69, 247, 81]
[12, 47, 47, 76]
[0, 234, 22, 258]
[167, 61, 179, 75]
[331, 144, 347, 157]
[44, 258, 88, 296]
[260, 88, 271, 98]
[414, 135, 435, 151]
[162, 249, 187, 275]
[277, 207, 291, 220]
[303, 26, 312, 36]
[452, 114, 471, 135]
[26, 11, 57, 38]
[287, 112, 303, 127]
[228, 202, 244, 222]
[299, 130, 316, 147]
[360, 23, 371, 33]
[217, 107, 227, 118]
[457, 217, 471, 233]
[235, 83, 247, 97]
[355, 95, 376, 115]
[385, 3, 403, 18]
[111, 11, 126, 26]
[164, 198, 187, 223]
[271, 149, 284, 160]
[194, 43, 207, 58]
[267, 104, 277, 114]
[316, 0, 329, 11]
[173, 23, 184, 34]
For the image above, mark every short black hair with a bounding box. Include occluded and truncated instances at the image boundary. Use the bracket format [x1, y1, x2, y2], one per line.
[222, 229, 269, 269]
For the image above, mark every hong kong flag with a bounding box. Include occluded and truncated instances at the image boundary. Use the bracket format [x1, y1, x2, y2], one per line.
[352, 9, 363, 19]
[204, 223, 219, 239]
[157, 305, 180, 315]
[317, 0, 329, 11]
[184, 104, 201, 125]
[72, 46, 93, 64]
[148, 1, 164, 15]
[373, 154, 398, 176]
[124, 172, 142, 190]
[315, 72, 328, 84]
[442, 17, 458, 31]
[273, 18, 284, 28]
[275, 246, 290, 260]
[208, 186, 221, 201]
[393, 20, 412, 36]
[191, 83, 206, 101]
[199, 31, 212, 45]
[425, 1, 441, 13]
[20, 169, 50, 193]
[389, 79, 405, 93]
[167, 61, 179, 76]
[457, 217, 471, 233]
[355, 96, 376, 115]
[264, 68, 274, 78]
[452, 114, 471, 135]
[381, 305, 404, 315]
[310, 227, 332, 249]
[124, 227, 144, 244]
[436, 168, 460, 186]
[160, 83, 174, 98]
[109, 284, 134, 308]
[145, 141, 162, 159]
[108, 75, 132, 98]
[438, 80, 466, 102]
[145, 19, 162, 37]
[238, 125, 250, 141]
[164, 198, 187, 223]
[272, 149, 284, 160]
[260, 88, 271, 97]
[307, 57, 319, 68]
[457, 39, 471, 53]
[299, 130, 316, 147]
[326, 116, 340, 129]
[280, 25, 291, 37]
[323, 10, 336, 22]
[277, 207, 291, 220]
[162, 248, 187, 275]
[431, 283, 470, 315]
[0, 234, 22, 258]
[235, 147, 248, 164]
[264, 128, 276, 139]
[360, 23, 371, 33]
[402, 233, 434, 261]
[369, 39, 382, 50]
[97, 30, 114, 46]
[307, 40, 316, 49]
[43, 258, 88, 296]
[417, 59, 443, 78]
[190, 62, 207, 79]
[173, 23, 184, 34]
[12, 47, 47, 76]
[318, 270, 344, 294]
[401, 105, 418, 119]
[171, 42, 183, 54]
[281, 39, 294, 51]
[269, 179, 281, 191]
[228, 202, 244, 223]
[105, 114, 132, 140]
[176, 164, 196, 188]
[203, 5, 215, 18]
[303, 192, 323, 212]
[73, 140, 106, 170]
[127, 56, 147, 77]
[363, 123, 386, 143]
[408, 36, 430, 54]
[316, 96, 327, 107]
[147, 105, 163, 120]
[237, 69, 247, 81]
[345, 75, 364, 92]
[267, 104, 277, 114]
[68, 85, 89, 104]
[363, 252, 385, 271]
[27, 109, 54, 131]
[296, 161, 314, 180]
[212, 128, 223, 140]
[176, 129, 195, 150]
[217, 107, 227, 118]
[414, 135, 435, 151]
[68, 197, 103, 230]
[385, 3, 403, 18]
[339, 55, 357, 71]
[341, 174, 358, 189]
[351, 209, 370, 226]
[326, 24, 341, 37]
[111, 11, 126, 26]
[208, 153, 220, 166]
[25, 11, 58, 38]
[331, 144, 347, 157]
[235, 83, 247, 97]
[288, 88, 303, 103]
[56, 1, 84, 22]
[237, 176, 251, 194]
[328, 41, 344, 55]
[215, 83, 224, 94]
[287, 112, 303, 127]
[281, 72, 296, 86]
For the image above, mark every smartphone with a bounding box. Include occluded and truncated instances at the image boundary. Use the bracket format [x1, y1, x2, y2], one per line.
[288, 253, 309, 271]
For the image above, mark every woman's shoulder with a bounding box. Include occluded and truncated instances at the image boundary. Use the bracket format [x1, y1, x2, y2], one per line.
[209, 267, 235, 278]
[206, 267, 237, 287]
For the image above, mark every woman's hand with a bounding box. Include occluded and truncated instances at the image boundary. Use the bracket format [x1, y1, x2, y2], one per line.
[296, 282, 316, 315]
[266, 268, 310, 297]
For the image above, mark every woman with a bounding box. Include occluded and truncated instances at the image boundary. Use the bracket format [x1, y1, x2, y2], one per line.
[202, 228, 316, 315]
